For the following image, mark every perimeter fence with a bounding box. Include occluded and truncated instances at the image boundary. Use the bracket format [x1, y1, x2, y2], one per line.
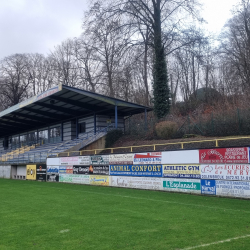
[125, 108, 250, 138]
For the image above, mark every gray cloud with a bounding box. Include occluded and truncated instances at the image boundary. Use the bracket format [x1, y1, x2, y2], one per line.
[0, 0, 88, 59]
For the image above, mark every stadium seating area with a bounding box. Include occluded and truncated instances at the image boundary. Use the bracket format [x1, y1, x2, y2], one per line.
[0, 125, 113, 164]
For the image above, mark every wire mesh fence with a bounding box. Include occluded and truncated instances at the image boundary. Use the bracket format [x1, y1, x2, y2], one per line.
[125, 108, 250, 138]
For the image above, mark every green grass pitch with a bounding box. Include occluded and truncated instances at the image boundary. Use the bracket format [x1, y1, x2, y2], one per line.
[1, 178, 250, 250]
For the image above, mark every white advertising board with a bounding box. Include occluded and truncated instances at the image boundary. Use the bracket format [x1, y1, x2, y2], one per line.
[133, 152, 162, 164]
[109, 154, 134, 164]
[111, 176, 162, 190]
[47, 158, 60, 166]
[201, 164, 250, 181]
[78, 156, 90, 165]
[216, 180, 250, 199]
[162, 178, 201, 194]
[161, 150, 199, 164]
[59, 174, 90, 184]
[59, 157, 79, 165]
[90, 155, 109, 165]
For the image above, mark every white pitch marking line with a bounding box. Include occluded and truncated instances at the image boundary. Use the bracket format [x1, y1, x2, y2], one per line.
[181, 234, 250, 250]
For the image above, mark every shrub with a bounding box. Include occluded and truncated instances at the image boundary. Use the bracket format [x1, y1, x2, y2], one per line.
[105, 129, 123, 148]
[155, 121, 178, 139]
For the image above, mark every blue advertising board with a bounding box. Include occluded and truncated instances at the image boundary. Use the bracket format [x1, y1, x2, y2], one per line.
[201, 179, 216, 195]
[47, 166, 59, 173]
[109, 165, 162, 177]
[59, 166, 67, 174]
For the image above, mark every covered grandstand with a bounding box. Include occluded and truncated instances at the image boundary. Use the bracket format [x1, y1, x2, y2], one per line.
[0, 84, 151, 169]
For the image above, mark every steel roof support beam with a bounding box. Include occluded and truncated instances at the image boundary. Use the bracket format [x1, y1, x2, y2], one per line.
[3, 116, 41, 127]
[0, 120, 28, 129]
[21, 107, 69, 120]
[36, 102, 80, 116]
[12, 112, 53, 124]
[50, 96, 106, 112]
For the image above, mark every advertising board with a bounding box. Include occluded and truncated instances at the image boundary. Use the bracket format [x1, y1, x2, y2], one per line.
[59, 166, 73, 174]
[47, 166, 59, 182]
[109, 154, 134, 164]
[216, 180, 250, 198]
[200, 164, 250, 181]
[36, 164, 46, 181]
[162, 178, 201, 194]
[111, 176, 162, 190]
[162, 150, 199, 164]
[201, 180, 216, 195]
[199, 148, 248, 164]
[59, 174, 90, 184]
[90, 155, 109, 165]
[133, 152, 162, 164]
[26, 165, 36, 180]
[78, 156, 90, 165]
[163, 164, 200, 178]
[47, 158, 60, 166]
[89, 175, 109, 186]
[60, 157, 79, 165]
[110, 165, 162, 177]
[73, 165, 109, 175]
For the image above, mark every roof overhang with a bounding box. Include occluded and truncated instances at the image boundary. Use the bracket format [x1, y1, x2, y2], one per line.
[0, 84, 152, 137]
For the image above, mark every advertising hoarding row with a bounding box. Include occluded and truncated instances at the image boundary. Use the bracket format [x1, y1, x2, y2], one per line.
[45, 162, 250, 199]
[47, 147, 250, 167]
[45, 163, 250, 182]
[47, 150, 200, 166]
[43, 146, 250, 200]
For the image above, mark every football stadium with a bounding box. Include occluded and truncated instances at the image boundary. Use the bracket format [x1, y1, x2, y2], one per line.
[1, 84, 250, 249]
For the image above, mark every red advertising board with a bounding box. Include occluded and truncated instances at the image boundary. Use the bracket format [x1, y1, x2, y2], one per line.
[199, 147, 248, 164]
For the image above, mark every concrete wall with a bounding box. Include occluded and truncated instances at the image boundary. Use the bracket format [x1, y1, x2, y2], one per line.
[0, 165, 11, 178]
[81, 135, 106, 153]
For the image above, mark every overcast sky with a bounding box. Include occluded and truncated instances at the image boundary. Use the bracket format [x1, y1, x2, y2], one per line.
[0, 0, 239, 60]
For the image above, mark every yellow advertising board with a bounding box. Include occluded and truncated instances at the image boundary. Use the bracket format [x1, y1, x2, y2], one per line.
[26, 165, 37, 180]
[89, 175, 109, 186]
[163, 164, 200, 178]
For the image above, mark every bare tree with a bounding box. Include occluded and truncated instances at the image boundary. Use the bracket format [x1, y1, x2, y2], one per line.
[219, 0, 250, 94]
[86, 0, 203, 117]
[49, 39, 81, 87]
[0, 54, 32, 107]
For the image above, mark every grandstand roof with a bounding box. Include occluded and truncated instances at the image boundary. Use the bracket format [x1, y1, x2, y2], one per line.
[0, 84, 151, 137]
